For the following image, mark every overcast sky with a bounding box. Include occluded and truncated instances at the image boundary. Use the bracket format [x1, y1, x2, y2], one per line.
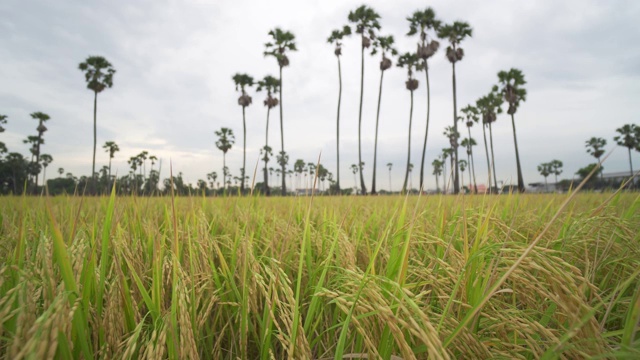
[1, 0, 639, 191]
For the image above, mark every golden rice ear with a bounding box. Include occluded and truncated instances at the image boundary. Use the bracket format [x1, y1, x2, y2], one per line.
[405, 79, 419, 91]
[380, 57, 392, 70]
[456, 48, 464, 61]
[362, 36, 371, 48]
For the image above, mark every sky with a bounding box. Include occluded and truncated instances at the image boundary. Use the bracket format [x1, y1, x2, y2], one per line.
[1, 0, 639, 191]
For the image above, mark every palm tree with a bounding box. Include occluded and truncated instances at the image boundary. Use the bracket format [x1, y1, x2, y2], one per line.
[40, 154, 53, 189]
[459, 159, 468, 192]
[256, 75, 280, 196]
[102, 141, 119, 188]
[442, 148, 454, 193]
[461, 105, 479, 193]
[461, 137, 477, 193]
[232, 73, 254, 194]
[207, 171, 218, 190]
[614, 124, 639, 178]
[348, 5, 381, 195]
[276, 151, 289, 193]
[78, 56, 116, 186]
[407, 8, 441, 192]
[585, 137, 606, 183]
[386, 162, 393, 192]
[215, 127, 235, 191]
[265, 28, 297, 194]
[537, 162, 551, 192]
[397, 52, 421, 194]
[327, 26, 351, 194]
[550, 160, 563, 186]
[58, 167, 64, 177]
[476, 88, 503, 193]
[498, 68, 527, 192]
[408, 163, 414, 191]
[438, 21, 472, 194]
[369, 35, 397, 195]
[432, 158, 443, 193]
[0, 114, 7, 133]
[350, 163, 359, 193]
[30, 112, 50, 192]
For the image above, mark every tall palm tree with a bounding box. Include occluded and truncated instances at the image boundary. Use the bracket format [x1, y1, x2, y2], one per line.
[256, 75, 280, 196]
[398, 52, 421, 194]
[327, 26, 351, 194]
[461, 104, 480, 193]
[348, 5, 381, 195]
[370, 35, 397, 195]
[265, 28, 297, 194]
[276, 151, 289, 193]
[386, 162, 393, 192]
[432, 158, 443, 193]
[438, 21, 472, 194]
[550, 159, 563, 186]
[476, 88, 503, 193]
[350, 163, 359, 193]
[407, 8, 441, 192]
[40, 154, 53, 189]
[215, 127, 235, 191]
[459, 159, 468, 192]
[30, 112, 50, 192]
[498, 68, 527, 192]
[537, 162, 551, 192]
[442, 148, 454, 193]
[102, 140, 119, 189]
[207, 171, 218, 190]
[78, 56, 115, 186]
[585, 137, 606, 182]
[232, 73, 254, 194]
[461, 137, 477, 192]
[614, 124, 639, 178]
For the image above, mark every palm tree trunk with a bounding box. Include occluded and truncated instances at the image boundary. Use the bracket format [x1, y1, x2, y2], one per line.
[544, 176, 548, 192]
[388, 169, 392, 193]
[264, 107, 271, 196]
[241, 105, 246, 194]
[419, 60, 431, 192]
[451, 61, 460, 194]
[371, 69, 385, 195]
[108, 157, 112, 192]
[489, 122, 498, 192]
[357, 43, 367, 195]
[336, 56, 342, 193]
[442, 160, 447, 194]
[510, 114, 525, 192]
[92, 91, 98, 190]
[402, 90, 414, 193]
[627, 147, 634, 176]
[279, 66, 286, 194]
[223, 153, 227, 191]
[467, 127, 478, 194]
[481, 123, 492, 193]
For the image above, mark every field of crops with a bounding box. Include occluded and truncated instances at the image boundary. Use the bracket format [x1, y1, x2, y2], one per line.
[0, 192, 639, 359]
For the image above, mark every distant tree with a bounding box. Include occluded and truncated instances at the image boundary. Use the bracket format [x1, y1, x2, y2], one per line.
[348, 5, 381, 195]
[576, 163, 603, 185]
[386, 162, 393, 192]
[614, 124, 638, 178]
[461, 105, 480, 193]
[550, 159, 563, 185]
[407, 7, 441, 192]
[397, 52, 421, 194]
[215, 127, 235, 190]
[327, 25, 351, 193]
[256, 75, 280, 196]
[498, 68, 527, 192]
[103, 141, 120, 183]
[537, 162, 552, 191]
[0, 114, 7, 133]
[58, 167, 64, 176]
[369, 34, 397, 195]
[459, 159, 468, 192]
[294, 159, 305, 190]
[207, 171, 218, 190]
[232, 73, 254, 194]
[265, 28, 297, 194]
[432, 158, 443, 193]
[39, 154, 53, 188]
[78, 56, 115, 185]
[438, 21, 472, 194]
[30, 112, 50, 192]
[476, 88, 503, 192]
[585, 137, 606, 182]
[350, 163, 359, 192]
[460, 137, 477, 192]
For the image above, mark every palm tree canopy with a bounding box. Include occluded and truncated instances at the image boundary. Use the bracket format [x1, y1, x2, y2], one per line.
[498, 68, 527, 113]
[78, 56, 115, 93]
[256, 75, 280, 93]
[386, 162, 392, 169]
[459, 159, 468, 171]
[215, 127, 235, 154]
[460, 105, 480, 126]
[30, 112, 50, 123]
[327, 25, 352, 49]
[461, 137, 477, 148]
[432, 159, 443, 175]
[0, 114, 7, 132]
[614, 124, 638, 149]
[476, 88, 503, 124]
[232, 73, 254, 92]
[407, 8, 441, 36]
[397, 52, 421, 90]
[437, 21, 473, 45]
[372, 35, 398, 57]
[550, 160, 563, 175]
[103, 141, 120, 158]
[585, 137, 606, 158]
[347, 5, 381, 40]
[40, 154, 53, 167]
[264, 28, 297, 66]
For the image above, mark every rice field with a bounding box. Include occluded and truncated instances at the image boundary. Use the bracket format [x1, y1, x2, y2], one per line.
[0, 191, 639, 359]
